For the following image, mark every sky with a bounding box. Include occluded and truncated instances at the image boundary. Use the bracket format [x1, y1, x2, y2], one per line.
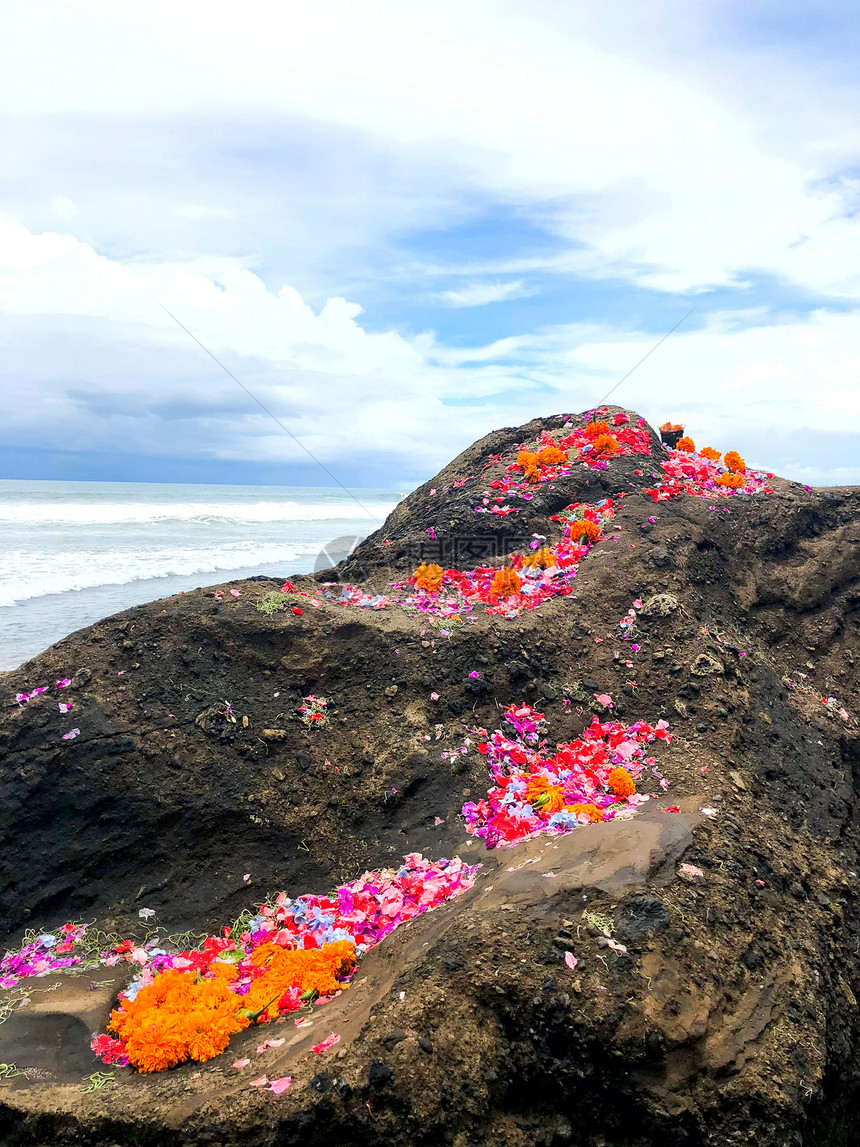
[2, 0, 860, 489]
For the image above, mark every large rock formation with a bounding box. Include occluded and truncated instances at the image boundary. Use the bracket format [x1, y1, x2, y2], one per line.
[1, 408, 859, 1146]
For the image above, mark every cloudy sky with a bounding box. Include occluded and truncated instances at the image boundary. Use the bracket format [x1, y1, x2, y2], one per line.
[2, 0, 860, 489]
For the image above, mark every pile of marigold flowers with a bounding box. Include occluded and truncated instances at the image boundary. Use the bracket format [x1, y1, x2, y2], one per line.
[475, 411, 650, 516]
[103, 942, 357, 1072]
[399, 498, 616, 621]
[462, 703, 671, 847]
[644, 439, 773, 501]
[85, 854, 477, 1072]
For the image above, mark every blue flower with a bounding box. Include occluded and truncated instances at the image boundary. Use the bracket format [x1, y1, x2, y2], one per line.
[548, 811, 580, 830]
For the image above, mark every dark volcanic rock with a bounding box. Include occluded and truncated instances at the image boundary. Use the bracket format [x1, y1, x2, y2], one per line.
[1, 406, 860, 1146]
[615, 895, 671, 943]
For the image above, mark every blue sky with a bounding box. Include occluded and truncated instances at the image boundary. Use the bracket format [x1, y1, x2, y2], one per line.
[2, 0, 860, 488]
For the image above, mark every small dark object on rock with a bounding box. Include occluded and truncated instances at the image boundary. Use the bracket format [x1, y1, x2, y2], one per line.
[310, 1073, 331, 1093]
[616, 896, 670, 943]
[418, 1037, 433, 1054]
[368, 1060, 393, 1087]
[381, 1029, 407, 1049]
[650, 548, 673, 569]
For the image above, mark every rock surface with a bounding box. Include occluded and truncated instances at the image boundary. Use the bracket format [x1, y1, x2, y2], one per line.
[1, 407, 860, 1146]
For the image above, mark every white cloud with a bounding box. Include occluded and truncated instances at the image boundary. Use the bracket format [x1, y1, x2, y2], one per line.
[50, 196, 77, 220]
[2, 2, 860, 485]
[438, 280, 537, 307]
[3, 1, 860, 297]
[3, 213, 860, 483]
[0, 215, 516, 471]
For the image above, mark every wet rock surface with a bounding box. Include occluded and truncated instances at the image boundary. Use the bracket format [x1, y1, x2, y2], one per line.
[1, 408, 859, 1146]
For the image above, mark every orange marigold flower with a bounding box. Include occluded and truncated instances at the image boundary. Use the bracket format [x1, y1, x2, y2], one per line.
[490, 567, 522, 597]
[676, 436, 696, 452]
[412, 562, 444, 593]
[522, 546, 556, 569]
[608, 766, 636, 798]
[536, 444, 567, 466]
[584, 420, 610, 439]
[700, 446, 721, 461]
[660, 422, 683, 433]
[716, 473, 744, 489]
[565, 802, 604, 823]
[568, 518, 601, 543]
[516, 449, 539, 470]
[724, 450, 746, 473]
[590, 433, 618, 455]
[108, 941, 357, 1072]
[243, 941, 356, 1022]
[525, 775, 566, 814]
[109, 968, 248, 1073]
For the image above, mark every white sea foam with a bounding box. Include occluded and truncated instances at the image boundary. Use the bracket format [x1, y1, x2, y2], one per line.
[0, 542, 323, 608]
[0, 500, 394, 526]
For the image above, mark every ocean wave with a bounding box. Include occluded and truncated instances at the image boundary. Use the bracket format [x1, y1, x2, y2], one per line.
[0, 500, 395, 526]
[0, 542, 325, 607]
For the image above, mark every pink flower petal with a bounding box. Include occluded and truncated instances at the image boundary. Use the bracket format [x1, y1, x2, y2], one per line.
[249, 1076, 268, 1087]
[268, 1076, 292, 1094]
[233, 1058, 250, 1070]
[312, 1033, 340, 1053]
[564, 952, 578, 970]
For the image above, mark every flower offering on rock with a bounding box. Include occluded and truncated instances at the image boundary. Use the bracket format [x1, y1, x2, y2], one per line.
[86, 854, 479, 1072]
[298, 695, 328, 728]
[644, 438, 771, 501]
[463, 704, 671, 847]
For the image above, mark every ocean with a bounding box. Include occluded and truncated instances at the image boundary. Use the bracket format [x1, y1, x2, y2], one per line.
[0, 479, 403, 672]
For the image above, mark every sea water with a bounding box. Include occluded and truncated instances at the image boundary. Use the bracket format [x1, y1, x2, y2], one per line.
[0, 479, 402, 671]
